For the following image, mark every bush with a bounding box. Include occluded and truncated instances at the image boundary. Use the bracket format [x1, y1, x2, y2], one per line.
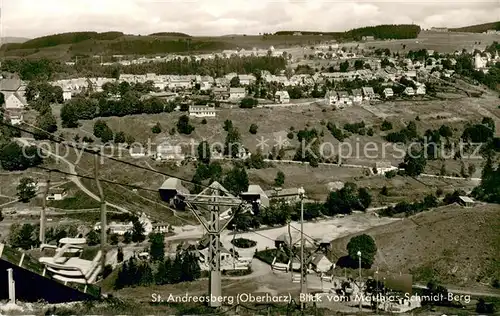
[249, 124, 258, 134]
[231, 238, 257, 248]
[381, 120, 393, 131]
[201, 118, 207, 124]
[240, 98, 258, 108]
[385, 170, 397, 179]
[151, 122, 162, 134]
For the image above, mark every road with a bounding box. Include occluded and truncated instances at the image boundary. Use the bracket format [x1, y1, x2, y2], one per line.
[16, 138, 130, 213]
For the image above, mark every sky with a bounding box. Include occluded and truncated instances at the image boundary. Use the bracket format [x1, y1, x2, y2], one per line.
[2, 0, 500, 39]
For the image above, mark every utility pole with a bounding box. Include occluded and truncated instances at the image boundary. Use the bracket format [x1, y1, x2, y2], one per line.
[298, 187, 306, 310]
[40, 171, 51, 245]
[94, 154, 107, 272]
[375, 267, 379, 314]
[357, 251, 362, 312]
[208, 195, 221, 306]
[159, 180, 254, 308]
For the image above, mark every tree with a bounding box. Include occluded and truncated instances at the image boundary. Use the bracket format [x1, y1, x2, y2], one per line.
[0, 142, 43, 171]
[155, 258, 168, 285]
[381, 120, 393, 131]
[339, 61, 349, 72]
[149, 233, 165, 262]
[110, 234, 119, 245]
[403, 149, 426, 176]
[114, 131, 126, 144]
[177, 115, 194, 134]
[230, 76, 240, 87]
[223, 119, 233, 131]
[93, 120, 113, 142]
[438, 124, 453, 138]
[17, 178, 37, 202]
[151, 122, 162, 134]
[223, 165, 249, 195]
[123, 231, 132, 244]
[246, 149, 265, 169]
[10, 223, 38, 250]
[274, 171, 285, 187]
[346, 234, 377, 267]
[358, 188, 372, 210]
[197, 140, 211, 164]
[240, 98, 258, 108]
[224, 127, 241, 158]
[249, 124, 258, 134]
[34, 112, 57, 140]
[86, 230, 100, 246]
[131, 217, 146, 243]
[354, 60, 364, 70]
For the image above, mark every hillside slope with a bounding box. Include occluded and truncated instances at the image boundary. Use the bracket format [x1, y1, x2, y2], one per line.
[330, 204, 500, 288]
[0, 24, 421, 59]
[450, 21, 500, 33]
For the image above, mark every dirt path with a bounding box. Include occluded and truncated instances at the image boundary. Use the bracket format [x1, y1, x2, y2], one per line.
[16, 138, 130, 213]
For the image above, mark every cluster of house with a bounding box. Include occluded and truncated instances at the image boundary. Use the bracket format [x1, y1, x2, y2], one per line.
[324, 82, 426, 108]
[473, 51, 500, 73]
[93, 212, 171, 236]
[0, 78, 28, 125]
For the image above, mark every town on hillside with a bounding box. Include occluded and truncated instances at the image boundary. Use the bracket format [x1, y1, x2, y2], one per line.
[0, 14, 499, 316]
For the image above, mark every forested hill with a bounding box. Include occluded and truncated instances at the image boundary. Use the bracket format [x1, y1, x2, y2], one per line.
[3, 32, 125, 50]
[148, 32, 191, 37]
[274, 24, 421, 40]
[450, 21, 500, 33]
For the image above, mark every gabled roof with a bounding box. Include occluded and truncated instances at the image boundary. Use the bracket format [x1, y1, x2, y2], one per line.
[337, 91, 349, 98]
[275, 90, 290, 98]
[0, 79, 21, 92]
[229, 87, 246, 93]
[362, 87, 375, 95]
[351, 89, 362, 96]
[159, 177, 190, 195]
[4, 92, 28, 106]
[312, 254, 331, 266]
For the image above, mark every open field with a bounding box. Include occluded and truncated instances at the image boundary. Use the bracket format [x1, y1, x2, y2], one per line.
[330, 203, 500, 288]
[356, 174, 479, 206]
[366, 30, 500, 53]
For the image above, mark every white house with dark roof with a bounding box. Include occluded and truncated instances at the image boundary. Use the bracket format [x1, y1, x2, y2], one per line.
[324, 90, 338, 106]
[337, 91, 352, 107]
[383, 88, 394, 98]
[416, 84, 426, 95]
[404, 87, 415, 96]
[0, 79, 27, 110]
[351, 89, 363, 104]
[310, 254, 333, 273]
[238, 74, 256, 86]
[189, 105, 216, 118]
[275, 90, 290, 104]
[362, 87, 375, 100]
